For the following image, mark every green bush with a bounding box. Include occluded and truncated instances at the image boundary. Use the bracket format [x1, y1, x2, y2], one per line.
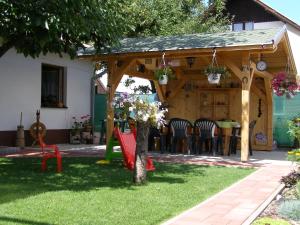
[278, 200, 300, 221]
[252, 217, 291, 225]
[297, 181, 300, 197]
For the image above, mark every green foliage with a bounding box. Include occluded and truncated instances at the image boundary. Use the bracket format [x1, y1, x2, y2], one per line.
[287, 149, 300, 164]
[154, 66, 175, 81]
[0, 0, 128, 58]
[296, 180, 300, 199]
[205, 65, 227, 76]
[0, 157, 254, 225]
[278, 200, 300, 221]
[297, 181, 300, 197]
[124, 0, 230, 37]
[252, 217, 291, 225]
[287, 120, 300, 144]
[0, 0, 230, 58]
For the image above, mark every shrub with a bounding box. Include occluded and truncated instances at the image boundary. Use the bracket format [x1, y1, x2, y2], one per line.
[252, 217, 291, 225]
[280, 170, 300, 187]
[297, 181, 300, 197]
[287, 149, 300, 163]
[278, 200, 300, 221]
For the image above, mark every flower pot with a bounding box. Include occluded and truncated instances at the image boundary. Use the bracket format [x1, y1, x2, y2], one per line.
[93, 132, 101, 144]
[70, 133, 81, 144]
[84, 124, 92, 132]
[207, 73, 221, 84]
[159, 74, 168, 85]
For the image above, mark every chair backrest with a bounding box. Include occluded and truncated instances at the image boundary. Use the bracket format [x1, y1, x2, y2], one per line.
[168, 118, 192, 138]
[38, 134, 59, 155]
[249, 120, 257, 138]
[231, 120, 256, 138]
[194, 119, 217, 138]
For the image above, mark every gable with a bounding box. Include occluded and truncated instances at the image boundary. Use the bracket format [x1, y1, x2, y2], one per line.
[225, 0, 279, 23]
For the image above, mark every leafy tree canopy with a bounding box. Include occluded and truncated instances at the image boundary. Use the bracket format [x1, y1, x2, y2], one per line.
[124, 0, 230, 37]
[0, 0, 127, 58]
[0, 0, 229, 58]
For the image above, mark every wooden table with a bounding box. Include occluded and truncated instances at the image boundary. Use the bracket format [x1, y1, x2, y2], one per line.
[216, 121, 240, 156]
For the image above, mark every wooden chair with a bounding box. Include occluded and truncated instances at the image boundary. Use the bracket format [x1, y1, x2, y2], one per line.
[38, 135, 62, 173]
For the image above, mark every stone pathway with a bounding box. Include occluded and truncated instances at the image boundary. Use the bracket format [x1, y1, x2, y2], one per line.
[161, 163, 294, 225]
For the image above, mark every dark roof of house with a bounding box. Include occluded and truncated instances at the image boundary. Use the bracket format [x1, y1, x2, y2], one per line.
[78, 27, 285, 56]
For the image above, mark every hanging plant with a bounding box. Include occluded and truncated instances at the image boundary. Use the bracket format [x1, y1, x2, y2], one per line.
[272, 72, 299, 99]
[154, 53, 174, 85]
[154, 66, 174, 85]
[205, 50, 228, 84]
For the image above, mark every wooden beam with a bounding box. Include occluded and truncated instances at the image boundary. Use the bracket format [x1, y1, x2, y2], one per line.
[264, 77, 273, 149]
[175, 68, 183, 79]
[153, 80, 166, 102]
[126, 70, 154, 80]
[111, 59, 136, 85]
[251, 85, 266, 102]
[167, 79, 186, 100]
[223, 59, 243, 80]
[250, 61, 274, 79]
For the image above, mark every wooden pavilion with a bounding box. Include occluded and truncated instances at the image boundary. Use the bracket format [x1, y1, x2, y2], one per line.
[79, 26, 297, 161]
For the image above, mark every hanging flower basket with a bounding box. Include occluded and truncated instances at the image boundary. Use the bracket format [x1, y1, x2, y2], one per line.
[207, 73, 222, 84]
[205, 50, 228, 85]
[158, 74, 168, 85]
[154, 53, 174, 85]
[272, 72, 299, 99]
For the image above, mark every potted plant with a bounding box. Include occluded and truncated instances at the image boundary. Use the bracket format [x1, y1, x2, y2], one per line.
[154, 66, 174, 85]
[81, 114, 92, 132]
[70, 116, 82, 144]
[205, 65, 228, 84]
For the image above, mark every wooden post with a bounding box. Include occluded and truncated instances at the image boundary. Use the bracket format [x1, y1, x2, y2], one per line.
[264, 78, 273, 149]
[240, 53, 254, 162]
[105, 59, 135, 146]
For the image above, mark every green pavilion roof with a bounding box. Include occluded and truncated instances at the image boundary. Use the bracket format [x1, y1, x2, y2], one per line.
[78, 26, 286, 56]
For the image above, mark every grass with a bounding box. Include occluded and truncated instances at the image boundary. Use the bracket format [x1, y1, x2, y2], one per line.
[0, 157, 254, 225]
[252, 217, 291, 225]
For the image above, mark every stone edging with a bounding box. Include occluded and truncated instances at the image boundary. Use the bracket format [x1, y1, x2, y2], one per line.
[241, 184, 285, 225]
[161, 167, 264, 225]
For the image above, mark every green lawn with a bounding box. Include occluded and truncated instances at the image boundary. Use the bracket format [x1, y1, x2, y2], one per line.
[0, 157, 254, 225]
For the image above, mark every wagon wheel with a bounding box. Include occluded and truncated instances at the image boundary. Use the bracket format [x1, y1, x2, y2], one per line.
[29, 122, 47, 141]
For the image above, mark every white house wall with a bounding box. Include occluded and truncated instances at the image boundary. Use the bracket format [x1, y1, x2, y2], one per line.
[0, 49, 93, 131]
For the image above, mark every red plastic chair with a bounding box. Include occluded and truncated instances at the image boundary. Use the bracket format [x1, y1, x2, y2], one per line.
[38, 135, 62, 173]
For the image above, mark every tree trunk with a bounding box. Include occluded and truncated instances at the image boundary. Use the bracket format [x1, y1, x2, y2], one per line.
[133, 122, 149, 184]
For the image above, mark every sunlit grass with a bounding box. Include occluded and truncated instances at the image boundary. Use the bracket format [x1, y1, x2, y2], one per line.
[0, 157, 254, 225]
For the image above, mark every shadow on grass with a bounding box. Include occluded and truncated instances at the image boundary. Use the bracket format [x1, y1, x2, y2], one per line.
[0, 216, 52, 225]
[0, 157, 206, 205]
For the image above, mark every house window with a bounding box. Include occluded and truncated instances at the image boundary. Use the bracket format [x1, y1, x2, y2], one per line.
[41, 64, 66, 108]
[232, 22, 254, 31]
